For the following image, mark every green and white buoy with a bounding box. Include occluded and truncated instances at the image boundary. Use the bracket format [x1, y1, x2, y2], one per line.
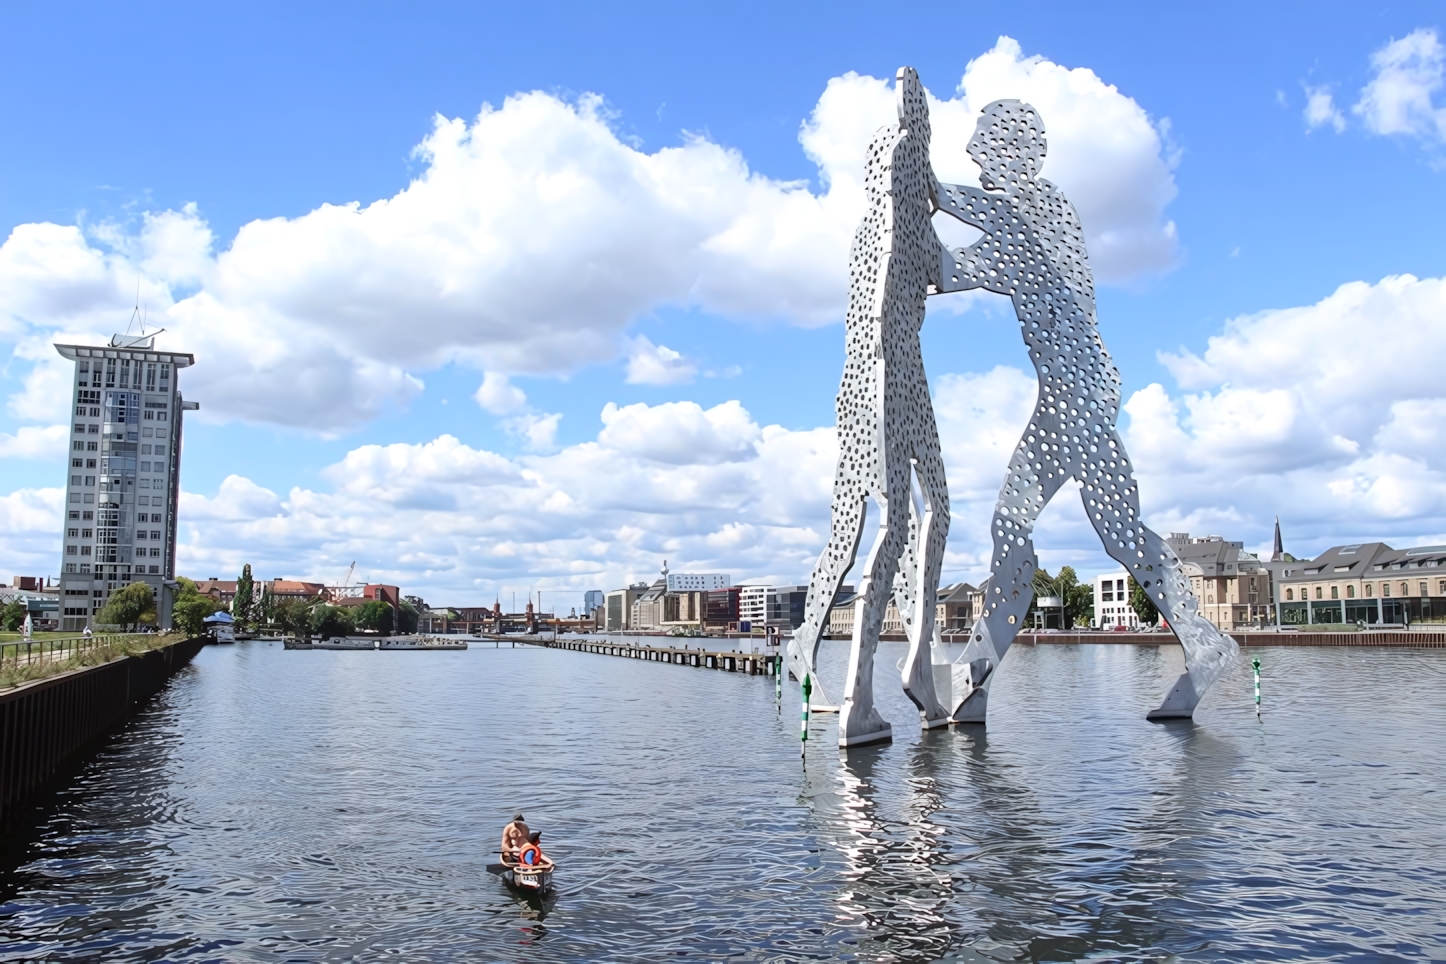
[1252, 656, 1261, 720]
[801, 672, 812, 761]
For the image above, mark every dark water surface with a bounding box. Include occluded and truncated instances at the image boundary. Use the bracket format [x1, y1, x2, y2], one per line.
[1, 639, 1443, 962]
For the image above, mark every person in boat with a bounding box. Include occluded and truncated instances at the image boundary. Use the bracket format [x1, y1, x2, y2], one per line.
[517, 831, 553, 871]
[501, 813, 530, 863]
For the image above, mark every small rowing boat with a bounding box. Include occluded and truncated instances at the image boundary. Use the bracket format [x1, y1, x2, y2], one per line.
[486, 853, 555, 894]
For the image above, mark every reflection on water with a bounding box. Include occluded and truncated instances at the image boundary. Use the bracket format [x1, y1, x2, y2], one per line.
[1, 640, 1444, 961]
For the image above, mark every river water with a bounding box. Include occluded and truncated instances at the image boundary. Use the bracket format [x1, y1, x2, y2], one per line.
[1, 639, 1443, 962]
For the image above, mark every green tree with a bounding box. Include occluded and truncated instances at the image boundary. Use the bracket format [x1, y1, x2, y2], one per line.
[1054, 567, 1094, 630]
[257, 582, 276, 627]
[1029, 567, 1093, 629]
[172, 577, 223, 635]
[397, 599, 419, 634]
[1, 599, 28, 631]
[356, 600, 394, 635]
[96, 581, 156, 630]
[275, 597, 316, 640]
[233, 564, 254, 625]
[1129, 576, 1160, 626]
[311, 604, 356, 640]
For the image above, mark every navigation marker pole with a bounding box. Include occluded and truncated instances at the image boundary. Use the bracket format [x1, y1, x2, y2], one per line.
[1252, 656, 1262, 720]
[801, 673, 812, 763]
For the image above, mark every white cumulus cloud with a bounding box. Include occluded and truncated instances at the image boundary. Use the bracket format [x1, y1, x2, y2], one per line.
[1303, 85, 1347, 132]
[624, 335, 697, 385]
[1353, 28, 1446, 143]
[473, 371, 528, 415]
[0, 38, 1182, 434]
[1129, 274, 1446, 552]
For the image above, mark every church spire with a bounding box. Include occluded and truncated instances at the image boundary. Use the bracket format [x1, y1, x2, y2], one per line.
[1270, 516, 1284, 562]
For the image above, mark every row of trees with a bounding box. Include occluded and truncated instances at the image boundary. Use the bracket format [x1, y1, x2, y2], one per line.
[93, 577, 225, 634]
[1028, 566, 1160, 629]
[227, 565, 418, 640]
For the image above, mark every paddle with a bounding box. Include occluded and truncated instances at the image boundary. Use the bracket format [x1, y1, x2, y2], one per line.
[485, 863, 510, 875]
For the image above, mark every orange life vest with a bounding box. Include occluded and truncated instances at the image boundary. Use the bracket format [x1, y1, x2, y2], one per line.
[519, 843, 543, 865]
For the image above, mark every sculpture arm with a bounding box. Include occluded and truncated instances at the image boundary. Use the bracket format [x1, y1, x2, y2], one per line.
[930, 180, 1013, 296]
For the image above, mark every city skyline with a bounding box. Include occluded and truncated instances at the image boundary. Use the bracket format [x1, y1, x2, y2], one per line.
[2, 3, 1445, 611]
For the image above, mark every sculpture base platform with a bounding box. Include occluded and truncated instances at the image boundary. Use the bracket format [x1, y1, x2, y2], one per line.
[838, 723, 892, 748]
[921, 715, 951, 730]
[809, 704, 840, 714]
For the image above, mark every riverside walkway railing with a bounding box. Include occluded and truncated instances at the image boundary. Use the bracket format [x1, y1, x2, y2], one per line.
[0, 634, 176, 688]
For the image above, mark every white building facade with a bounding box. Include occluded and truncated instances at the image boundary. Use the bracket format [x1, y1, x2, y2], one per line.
[1093, 571, 1139, 630]
[54, 333, 195, 631]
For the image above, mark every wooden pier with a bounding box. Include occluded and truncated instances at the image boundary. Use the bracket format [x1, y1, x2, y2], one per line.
[490, 635, 784, 676]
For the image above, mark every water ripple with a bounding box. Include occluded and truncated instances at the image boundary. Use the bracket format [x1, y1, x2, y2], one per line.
[0, 641, 1443, 961]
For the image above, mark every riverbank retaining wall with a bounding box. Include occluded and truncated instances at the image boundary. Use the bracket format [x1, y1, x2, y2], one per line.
[0, 636, 206, 824]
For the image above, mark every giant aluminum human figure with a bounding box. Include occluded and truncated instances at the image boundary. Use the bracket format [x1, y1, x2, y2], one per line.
[785, 67, 954, 747]
[930, 99, 1239, 721]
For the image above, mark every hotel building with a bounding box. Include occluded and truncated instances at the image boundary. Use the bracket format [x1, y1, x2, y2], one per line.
[53, 333, 196, 631]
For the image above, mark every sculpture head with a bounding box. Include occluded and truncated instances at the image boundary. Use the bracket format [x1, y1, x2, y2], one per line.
[968, 99, 1046, 194]
[895, 66, 930, 146]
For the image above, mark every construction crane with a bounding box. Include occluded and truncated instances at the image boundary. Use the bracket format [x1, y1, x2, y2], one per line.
[340, 561, 356, 588]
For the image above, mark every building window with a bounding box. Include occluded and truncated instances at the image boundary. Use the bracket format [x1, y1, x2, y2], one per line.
[1285, 588, 1293, 601]
[87, 440, 98, 451]
[151, 530, 161, 540]
[88, 424, 98, 434]
[1421, 581, 1429, 597]
[82, 511, 92, 521]
[155, 444, 166, 456]
[1330, 586, 1339, 599]
[150, 547, 161, 557]
[80, 546, 91, 555]
[66, 545, 77, 555]
[1400, 582, 1408, 596]
[67, 527, 78, 537]
[1315, 586, 1323, 599]
[142, 445, 151, 455]
[1439, 580, 1446, 595]
[148, 565, 160, 574]
[1345, 585, 1354, 598]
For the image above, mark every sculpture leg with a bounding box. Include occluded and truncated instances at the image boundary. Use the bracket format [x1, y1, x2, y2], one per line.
[787, 480, 868, 710]
[897, 458, 950, 728]
[1078, 431, 1239, 719]
[838, 492, 905, 748]
[950, 412, 1065, 723]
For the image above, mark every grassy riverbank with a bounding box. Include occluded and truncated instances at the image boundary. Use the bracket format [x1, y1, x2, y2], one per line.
[0, 632, 190, 689]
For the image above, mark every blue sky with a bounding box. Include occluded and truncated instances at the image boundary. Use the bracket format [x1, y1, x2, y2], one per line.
[2, 1, 1444, 611]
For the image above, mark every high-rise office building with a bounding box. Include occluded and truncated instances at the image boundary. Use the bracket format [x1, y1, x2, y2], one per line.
[53, 333, 197, 630]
